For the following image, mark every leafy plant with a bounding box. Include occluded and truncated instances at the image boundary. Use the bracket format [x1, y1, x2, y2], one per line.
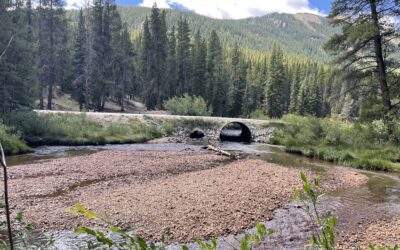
[0, 206, 54, 250]
[292, 173, 337, 250]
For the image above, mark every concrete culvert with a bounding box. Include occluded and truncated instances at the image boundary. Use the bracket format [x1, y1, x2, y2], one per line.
[190, 130, 205, 139]
[219, 122, 252, 143]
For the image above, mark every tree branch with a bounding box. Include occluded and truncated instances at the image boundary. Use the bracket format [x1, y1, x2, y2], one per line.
[0, 35, 15, 62]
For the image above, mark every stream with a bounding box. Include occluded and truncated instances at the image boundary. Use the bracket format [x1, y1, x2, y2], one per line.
[6, 142, 400, 249]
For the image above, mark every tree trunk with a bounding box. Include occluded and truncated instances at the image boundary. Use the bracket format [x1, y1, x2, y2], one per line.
[84, 1, 91, 111]
[39, 86, 44, 109]
[47, 0, 54, 110]
[120, 66, 125, 112]
[370, 0, 394, 136]
[370, 0, 392, 112]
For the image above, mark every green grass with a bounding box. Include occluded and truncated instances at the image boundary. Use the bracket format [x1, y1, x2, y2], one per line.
[1, 112, 222, 155]
[0, 123, 32, 155]
[5, 112, 162, 149]
[271, 115, 400, 172]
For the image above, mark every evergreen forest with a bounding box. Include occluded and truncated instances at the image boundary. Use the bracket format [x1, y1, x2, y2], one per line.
[0, 1, 399, 121]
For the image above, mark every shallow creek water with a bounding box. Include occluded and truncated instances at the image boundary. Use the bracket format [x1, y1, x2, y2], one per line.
[7, 142, 400, 249]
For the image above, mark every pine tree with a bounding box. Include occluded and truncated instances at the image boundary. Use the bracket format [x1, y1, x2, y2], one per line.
[226, 44, 247, 117]
[45, 0, 66, 110]
[145, 4, 167, 109]
[264, 44, 286, 118]
[289, 64, 301, 113]
[90, 0, 106, 110]
[55, 14, 72, 93]
[176, 18, 191, 96]
[139, 17, 151, 99]
[113, 23, 134, 112]
[191, 30, 207, 98]
[0, 0, 36, 114]
[166, 26, 177, 97]
[206, 30, 225, 116]
[325, 0, 400, 133]
[72, 9, 87, 110]
[253, 58, 267, 109]
[241, 64, 255, 117]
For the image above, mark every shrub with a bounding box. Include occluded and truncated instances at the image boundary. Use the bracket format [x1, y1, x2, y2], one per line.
[0, 122, 31, 155]
[273, 115, 323, 147]
[164, 94, 212, 116]
[250, 109, 270, 120]
[272, 115, 400, 171]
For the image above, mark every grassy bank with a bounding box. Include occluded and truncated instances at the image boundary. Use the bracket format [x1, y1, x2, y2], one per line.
[0, 123, 32, 155]
[1, 112, 163, 155]
[270, 115, 400, 171]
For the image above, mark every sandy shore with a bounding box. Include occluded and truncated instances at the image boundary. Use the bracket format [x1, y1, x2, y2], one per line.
[3, 149, 368, 244]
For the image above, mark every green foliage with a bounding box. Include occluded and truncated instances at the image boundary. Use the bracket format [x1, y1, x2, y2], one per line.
[7, 112, 162, 147]
[264, 44, 287, 118]
[292, 173, 337, 250]
[164, 94, 212, 116]
[250, 109, 270, 120]
[0, 204, 54, 249]
[111, 7, 339, 61]
[0, 122, 31, 155]
[272, 115, 400, 171]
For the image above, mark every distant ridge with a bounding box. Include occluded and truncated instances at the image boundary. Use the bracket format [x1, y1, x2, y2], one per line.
[68, 6, 338, 61]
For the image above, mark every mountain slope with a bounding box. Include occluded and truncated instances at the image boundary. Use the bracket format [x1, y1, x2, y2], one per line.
[116, 6, 338, 61]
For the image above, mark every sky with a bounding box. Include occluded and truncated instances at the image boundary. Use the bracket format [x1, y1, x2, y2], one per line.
[67, 0, 333, 18]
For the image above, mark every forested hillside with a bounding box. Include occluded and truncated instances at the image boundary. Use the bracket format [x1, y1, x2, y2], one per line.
[1, 1, 398, 122]
[68, 6, 338, 61]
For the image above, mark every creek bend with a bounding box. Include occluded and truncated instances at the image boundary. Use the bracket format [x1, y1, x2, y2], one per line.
[4, 142, 400, 249]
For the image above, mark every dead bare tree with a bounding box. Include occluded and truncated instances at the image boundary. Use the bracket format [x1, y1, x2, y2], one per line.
[0, 143, 14, 250]
[0, 35, 14, 63]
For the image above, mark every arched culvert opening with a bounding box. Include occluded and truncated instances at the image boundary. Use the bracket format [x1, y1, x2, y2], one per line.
[189, 129, 205, 139]
[219, 122, 252, 143]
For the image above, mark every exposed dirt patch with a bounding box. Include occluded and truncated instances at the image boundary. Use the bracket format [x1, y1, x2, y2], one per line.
[83, 159, 310, 242]
[337, 217, 400, 249]
[322, 168, 368, 191]
[1, 149, 369, 244]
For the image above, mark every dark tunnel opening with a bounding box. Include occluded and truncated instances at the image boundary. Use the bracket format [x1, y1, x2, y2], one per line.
[219, 122, 252, 143]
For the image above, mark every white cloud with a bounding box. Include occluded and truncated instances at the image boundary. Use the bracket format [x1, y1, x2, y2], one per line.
[65, 0, 91, 9]
[140, 0, 171, 9]
[139, 0, 323, 19]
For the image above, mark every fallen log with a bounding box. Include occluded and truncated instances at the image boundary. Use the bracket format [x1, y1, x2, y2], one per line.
[206, 145, 232, 157]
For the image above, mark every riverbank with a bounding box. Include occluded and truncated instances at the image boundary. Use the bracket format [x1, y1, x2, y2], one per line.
[270, 115, 400, 172]
[1, 112, 164, 155]
[4, 147, 368, 245]
[1, 111, 277, 156]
